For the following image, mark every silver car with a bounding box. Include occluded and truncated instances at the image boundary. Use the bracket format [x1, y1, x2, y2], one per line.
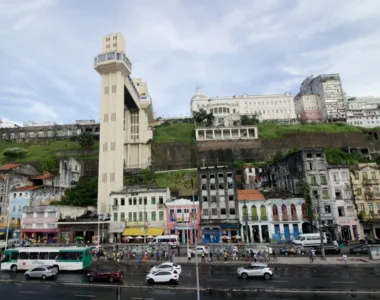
[237, 263, 273, 280]
[25, 265, 58, 280]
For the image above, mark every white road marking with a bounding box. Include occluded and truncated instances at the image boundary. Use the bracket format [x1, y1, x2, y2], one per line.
[131, 298, 143, 300]
[18, 291, 39, 294]
[271, 280, 289, 283]
[206, 279, 229, 282]
[75, 295, 95, 298]
[145, 298, 155, 300]
[331, 281, 356, 284]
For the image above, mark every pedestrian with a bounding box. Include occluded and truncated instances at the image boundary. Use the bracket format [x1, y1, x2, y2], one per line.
[201, 250, 206, 263]
[268, 247, 273, 261]
[161, 250, 165, 262]
[311, 248, 316, 259]
[156, 250, 160, 262]
[209, 249, 213, 262]
[232, 250, 237, 261]
[250, 249, 254, 262]
[224, 251, 228, 263]
[177, 247, 180, 257]
[187, 250, 192, 263]
[343, 254, 347, 265]
[309, 249, 314, 263]
[171, 249, 175, 263]
[333, 240, 339, 247]
[272, 249, 277, 261]
[165, 250, 168, 261]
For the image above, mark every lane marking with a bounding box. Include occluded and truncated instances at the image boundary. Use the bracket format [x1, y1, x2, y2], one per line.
[18, 291, 39, 294]
[206, 279, 229, 282]
[131, 298, 143, 300]
[75, 295, 95, 298]
[331, 281, 356, 284]
[271, 280, 289, 283]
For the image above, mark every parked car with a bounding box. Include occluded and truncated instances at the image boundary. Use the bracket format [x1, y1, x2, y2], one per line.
[146, 269, 179, 285]
[87, 268, 123, 283]
[237, 263, 273, 280]
[349, 245, 369, 255]
[280, 246, 305, 255]
[191, 246, 208, 256]
[315, 244, 341, 255]
[150, 262, 182, 274]
[24, 265, 58, 280]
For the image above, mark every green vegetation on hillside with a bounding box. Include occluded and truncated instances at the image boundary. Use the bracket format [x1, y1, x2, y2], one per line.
[0, 140, 99, 165]
[153, 123, 194, 144]
[325, 148, 366, 165]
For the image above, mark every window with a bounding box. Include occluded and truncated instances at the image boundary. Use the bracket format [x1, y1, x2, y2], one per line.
[151, 212, 156, 221]
[103, 142, 108, 152]
[144, 197, 147, 205]
[202, 196, 208, 202]
[337, 207, 345, 217]
[368, 203, 374, 212]
[29, 252, 38, 259]
[139, 212, 143, 221]
[335, 190, 342, 200]
[159, 197, 164, 204]
[203, 209, 208, 216]
[307, 162, 313, 170]
[371, 172, 377, 180]
[19, 252, 29, 260]
[309, 176, 317, 185]
[201, 184, 207, 190]
[113, 198, 118, 206]
[375, 187, 379, 195]
[113, 213, 118, 222]
[210, 184, 215, 190]
[228, 183, 233, 189]
[111, 85, 116, 93]
[159, 211, 164, 221]
[220, 208, 226, 215]
[139, 197, 142, 205]
[218, 184, 224, 190]
[356, 188, 362, 196]
[151, 197, 156, 205]
[322, 189, 329, 199]
[211, 208, 217, 215]
[121, 198, 125, 206]
[133, 197, 137, 205]
[306, 153, 313, 159]
[211, 196, 216, 202]
[129, 198, 132, 205]
[363, 172, 368, 180]
[120, 213, 125, 222]
[230, 208, 236, 215]
[324, 205, 331, 214]
[133, 212, 137, 221]
[320, 175, 327, 185]
[128, 212, 132, 221]
[333, 173, 339, 182]
[104, 86, 109, 94]
[312, 190, 319, 199]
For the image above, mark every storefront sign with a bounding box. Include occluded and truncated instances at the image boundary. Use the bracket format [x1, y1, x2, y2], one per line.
[175, 224, 194, 230]
[23, 217, 58, 224]
[221, 224, 239, 229]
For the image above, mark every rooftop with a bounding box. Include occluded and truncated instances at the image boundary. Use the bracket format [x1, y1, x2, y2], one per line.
[13, 185, 42, 192]
[30, 174, 57, 180]
[237, 189, 265, 201]
[0, 163, 23, 171]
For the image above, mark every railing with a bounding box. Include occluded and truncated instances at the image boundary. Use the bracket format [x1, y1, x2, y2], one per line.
[112, 205, 119, 211]
[282, 216, 289, 221]
[251, 216, 259, 221]
[261, 216, 268, 221]
[291, 215, 298, 221]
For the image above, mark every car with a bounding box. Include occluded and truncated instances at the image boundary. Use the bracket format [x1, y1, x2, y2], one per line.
[315, 244, 341, 255]
[349, 245, 369, 255]
[146, 269, 179, 285]
[280, 246, 305, 255]
[191, 246, 209, 256]
[150, 262, 182, 274]
[237, 263, 273, 280]
[24, 265, 58, 280]
[87, 268, 123, 283]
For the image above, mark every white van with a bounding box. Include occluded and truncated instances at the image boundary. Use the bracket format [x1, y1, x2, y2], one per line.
[148, 235, 179, 248]
[293, 233, 327, 247]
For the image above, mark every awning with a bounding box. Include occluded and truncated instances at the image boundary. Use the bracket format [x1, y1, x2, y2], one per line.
[0, 232, 4, 236]
[22, 229, 58, 233]
[146, 228, 164, 236]
[122, 228, 144, 236]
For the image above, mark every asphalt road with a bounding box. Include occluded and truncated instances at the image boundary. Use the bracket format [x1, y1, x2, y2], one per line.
[1, 282, 380, 300]
[1, 264, 380, 291]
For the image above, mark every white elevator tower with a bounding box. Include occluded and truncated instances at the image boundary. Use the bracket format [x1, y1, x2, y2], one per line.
[94, 33, 154, 214]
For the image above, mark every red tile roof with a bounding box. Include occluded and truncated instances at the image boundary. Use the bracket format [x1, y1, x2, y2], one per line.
[237, 189, 265, 201]
[30, 174, 57, 180]
[0, 163, 23, 171]
[13, 185, 42, 191]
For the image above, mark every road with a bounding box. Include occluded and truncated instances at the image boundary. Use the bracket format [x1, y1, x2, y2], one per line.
[1, 264, 380, 291]
[2, 282, 380, 300]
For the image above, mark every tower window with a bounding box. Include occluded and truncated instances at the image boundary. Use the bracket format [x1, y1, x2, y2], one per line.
[112, 85, 116, 93]
[104, 86, 109, 94]
[104, 114, 108, 122]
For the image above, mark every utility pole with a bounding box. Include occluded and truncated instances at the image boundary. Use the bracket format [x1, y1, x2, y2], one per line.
[316, 196, 326, 260]
[190, 177, 200, 300]
[143, 200, 146, 244]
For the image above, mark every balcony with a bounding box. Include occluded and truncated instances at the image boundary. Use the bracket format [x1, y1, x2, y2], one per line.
[273, 216, 279, 221]
[282, 216, 289, 221]
[251, 216, 259, 221]
[261, 216, 268, 221]
[364, 179, 380, 185]
[291, 215, 299, 221]
[112, 205, 119, 211]
[157, 203, 165, 209]
[94, 52, 132, 72]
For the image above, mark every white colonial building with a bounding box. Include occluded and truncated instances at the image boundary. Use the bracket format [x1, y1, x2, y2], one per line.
[109, 187, 170, 242]
[190, 89, 297, 124]
[238, 190, 307, 243]
[327, 166, 360, 241]
[346, 96, 380, 128]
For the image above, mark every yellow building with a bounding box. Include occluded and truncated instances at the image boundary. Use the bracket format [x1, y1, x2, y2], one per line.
[350, 163, 380, 239]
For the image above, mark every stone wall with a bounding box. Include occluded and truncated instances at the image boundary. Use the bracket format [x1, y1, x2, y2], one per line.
[151, 143, 196, 171]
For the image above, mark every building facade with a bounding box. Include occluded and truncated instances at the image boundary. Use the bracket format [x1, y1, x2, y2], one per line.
[350, 163, 380, 239]
[327, 166, 360, 240]
[346, 96, 380, 128]
[165, 198, 201, 245]
[238, 190, 307, 243]
[94, 32, 154, 214]
[110, 187, 170, 243]
[294, 94, 323, 122]
[197, 166, 239, 244]
[190, 89, 297, 123]
[0, 119, 19, 128]
[299, 74, 346, 122]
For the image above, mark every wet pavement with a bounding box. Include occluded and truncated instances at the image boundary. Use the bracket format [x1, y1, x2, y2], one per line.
[2, 263, 380, 291]
[1, 282, 380, 300]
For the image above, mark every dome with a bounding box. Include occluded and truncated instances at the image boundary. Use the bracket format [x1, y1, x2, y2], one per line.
[192, 87, 207, 100]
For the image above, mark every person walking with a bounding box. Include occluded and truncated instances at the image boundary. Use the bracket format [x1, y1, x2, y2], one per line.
[223, 251, 228, 263]
[187, 250, 192, 263]
[156, 250, 160, 262]
[209, 249, 213, 262]
[161, 250, 165, 262]
[309, 248, 314, 263]
[272, 249, 277, 261]
[232, 250, 237, 261]
[177, 247, 180, 257]
[201, 250, 206, 263]
[343, 254, 347, 265]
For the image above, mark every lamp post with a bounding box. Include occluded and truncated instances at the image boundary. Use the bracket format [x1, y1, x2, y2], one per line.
[185, 174, 200, 300]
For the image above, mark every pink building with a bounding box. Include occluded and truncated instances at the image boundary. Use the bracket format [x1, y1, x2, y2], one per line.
[165, 199, 201, 245]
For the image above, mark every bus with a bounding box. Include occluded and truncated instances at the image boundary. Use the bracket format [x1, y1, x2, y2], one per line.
[0, 247, 92, 272]
[148, 235, 179, 248]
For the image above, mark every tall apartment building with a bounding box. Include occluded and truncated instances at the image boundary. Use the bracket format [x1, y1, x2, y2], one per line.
[346, 96, 380, 128]
[293, 94, 323, 122]
[298, 74, 346, 122]
[94, 33, 154, 213]
[191, 89, 297, 124]
[197, 166, 239, 244]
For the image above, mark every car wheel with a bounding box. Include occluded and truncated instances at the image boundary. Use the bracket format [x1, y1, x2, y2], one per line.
[25, 274, 30, 280]
[241, 273, 248, 279]
[11, 265, 18, 272]
[109, 277, 115, 283]
[169, 279, 177, 285]
[148, 278, 154, 285]
[264, 273, 271, 280]
[41, 275, 47, 280]
[89, 276, 95, 282]
[53, 265, 59, 272]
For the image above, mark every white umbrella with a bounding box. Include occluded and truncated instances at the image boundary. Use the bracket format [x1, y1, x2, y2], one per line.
[135, 236, 143, 239]
[147, 235, 154, 238]
[126, 236, 134, 239]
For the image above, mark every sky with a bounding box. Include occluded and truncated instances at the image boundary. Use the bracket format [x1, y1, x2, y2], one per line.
[1, 0, 380, 125]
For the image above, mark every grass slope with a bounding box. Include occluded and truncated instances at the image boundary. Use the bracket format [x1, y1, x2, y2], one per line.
[153, 123, 194, 144]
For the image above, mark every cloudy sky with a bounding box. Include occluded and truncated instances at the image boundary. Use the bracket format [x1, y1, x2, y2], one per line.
[1, 0, 380, 124]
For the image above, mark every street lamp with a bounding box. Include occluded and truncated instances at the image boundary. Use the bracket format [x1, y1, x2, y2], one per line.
[185, 174, 200, 300]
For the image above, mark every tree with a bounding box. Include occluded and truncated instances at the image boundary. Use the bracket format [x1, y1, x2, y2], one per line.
[2, 148, 28, 161]
[63, 176, 97, 206]
[193, 108, 215, 126]
[241, 115, 259, 125]
[77, 132, 95, 154]
[41, 157, 59, 174]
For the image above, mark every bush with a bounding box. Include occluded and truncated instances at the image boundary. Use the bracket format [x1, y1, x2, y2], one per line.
[2, 148, 28, 161]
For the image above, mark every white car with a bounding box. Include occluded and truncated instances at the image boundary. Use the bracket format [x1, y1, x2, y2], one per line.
[191, 246, 208, 256]
[25, 265, 58, 280]
[237, 263, 273, 280]
[150, 262, 182, 275]
[146, 270, 179, 285]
